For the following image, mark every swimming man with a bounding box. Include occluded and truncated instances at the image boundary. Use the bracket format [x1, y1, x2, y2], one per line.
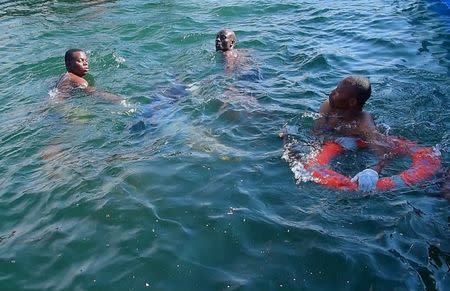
[313, 76, 394, 191]
[215, 29, 251, 74]
[55, 48, 122, 102]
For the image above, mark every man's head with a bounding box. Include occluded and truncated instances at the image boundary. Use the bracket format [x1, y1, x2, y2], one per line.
[328, 76, 371, 111]
[65, 49, 89, 77]
[215, 29, 236, 52]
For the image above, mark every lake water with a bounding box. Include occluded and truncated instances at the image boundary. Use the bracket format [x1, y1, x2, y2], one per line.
[1, 0, 449, 290]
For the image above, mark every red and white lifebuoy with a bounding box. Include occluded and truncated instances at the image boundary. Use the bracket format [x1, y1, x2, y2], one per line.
[304, 138, 441, 191]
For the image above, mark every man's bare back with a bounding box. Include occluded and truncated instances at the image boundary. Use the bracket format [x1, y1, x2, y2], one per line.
[56, 72, 89, 92]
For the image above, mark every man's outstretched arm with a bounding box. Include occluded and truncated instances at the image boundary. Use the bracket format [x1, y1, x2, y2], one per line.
[85, 86, 124, 103]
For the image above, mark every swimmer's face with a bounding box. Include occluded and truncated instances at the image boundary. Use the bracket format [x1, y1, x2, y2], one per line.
[68, 51, 89, 77]
[328, 80, 358, 110]
[215, 30, 236, 52]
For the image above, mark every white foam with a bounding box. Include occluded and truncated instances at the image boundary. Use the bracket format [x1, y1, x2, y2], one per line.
[282, 139, 321, 184]
[301, 112, 321, 120]
[47, 88, 63, 103]
[112, 52, 126, 67]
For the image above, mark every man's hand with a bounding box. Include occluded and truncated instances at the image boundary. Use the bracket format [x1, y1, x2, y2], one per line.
[351, 169, 379, 191]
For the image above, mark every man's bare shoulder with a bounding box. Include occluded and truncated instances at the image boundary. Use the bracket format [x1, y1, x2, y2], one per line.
[319, 100, 331, 114]
[356, 111, 380, 139]
[360, 111, 375, 127]
[224, 48, 248, 58]
[56, 72, 88, 90]
[223, 48, 253, 72]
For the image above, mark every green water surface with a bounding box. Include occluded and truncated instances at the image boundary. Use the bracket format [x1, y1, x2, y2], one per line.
[0, 0, 449, 290]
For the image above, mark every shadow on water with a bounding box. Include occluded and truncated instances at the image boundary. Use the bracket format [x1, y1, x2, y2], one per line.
[129, 81, 190, 133]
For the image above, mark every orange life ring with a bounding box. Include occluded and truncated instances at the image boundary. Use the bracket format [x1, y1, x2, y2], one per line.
[304, 138, 441, 191]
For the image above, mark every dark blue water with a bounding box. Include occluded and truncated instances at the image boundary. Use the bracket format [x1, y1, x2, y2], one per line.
[0, 0, 449, 290]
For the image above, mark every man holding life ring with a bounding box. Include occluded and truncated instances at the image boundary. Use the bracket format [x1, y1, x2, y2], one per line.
[312, 75, 395, 191]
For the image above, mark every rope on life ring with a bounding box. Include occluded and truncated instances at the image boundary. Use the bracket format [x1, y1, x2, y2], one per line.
[303, 138, 441, 191]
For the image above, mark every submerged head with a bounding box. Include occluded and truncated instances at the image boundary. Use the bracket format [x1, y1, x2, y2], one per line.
[328, 76, 371, 111]
[215, 29, 236, 52]
[65, 49, 89, 77]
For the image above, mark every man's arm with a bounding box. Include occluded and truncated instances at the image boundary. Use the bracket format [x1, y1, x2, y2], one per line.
[359, 113, 395, 173]
[85, 86, 124, 103]
[347, 113, 404, 192]
[312, 100, 330, 133]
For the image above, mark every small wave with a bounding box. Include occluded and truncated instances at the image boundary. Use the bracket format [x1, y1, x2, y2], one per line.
[301, 112, 321, 120]
[48, 88, 58, 99]
[47, 88, 63, 103]
[112, 52, 126, 67]
[436, 133, 450, 153]
[377, 123, 391, 135]
[281, 138, 320, 184]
